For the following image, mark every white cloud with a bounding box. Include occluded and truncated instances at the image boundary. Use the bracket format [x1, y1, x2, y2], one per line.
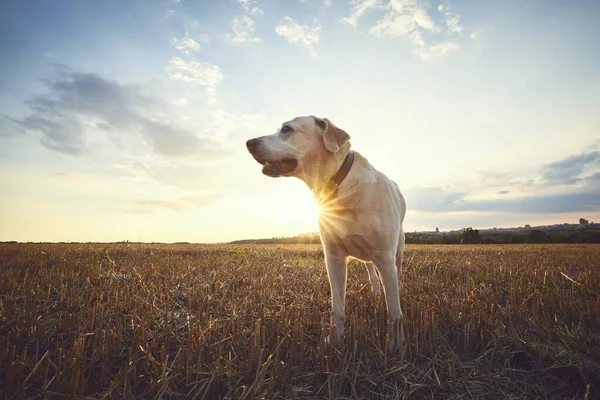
[369, 0, 438, 45]
[438, 2, 463, 34]
[227, 0, 263, 45]
[414, 41, 459, 59]
[171, 34, 201, 54]
[370, 13, 416, 37]
[470, 29, 483, 39]
[239, 0, 263, 15]
[165, 9, 176, 18]
[8, 71, 220, 157]
[166, 57, 222, 103]
[412, 6, 437, 31]
[343, 0, 464, 60]
[166, 57, 222, 86]
[227, 15, 261, 44]
[343, 0, 382, 27]
[445, 15, 462, 33]
[275, 17, 321, 57]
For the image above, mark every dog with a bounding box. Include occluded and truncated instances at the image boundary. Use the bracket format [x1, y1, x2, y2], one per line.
[246, 116, 406, 351]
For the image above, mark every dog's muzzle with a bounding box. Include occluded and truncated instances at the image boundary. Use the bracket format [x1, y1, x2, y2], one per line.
[246, 138, 298, 177]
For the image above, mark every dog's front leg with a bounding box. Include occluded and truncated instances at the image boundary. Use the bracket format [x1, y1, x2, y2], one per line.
[325, 250, 347, 344]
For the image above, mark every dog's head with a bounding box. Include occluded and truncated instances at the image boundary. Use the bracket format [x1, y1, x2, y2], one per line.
[246, 116, 350, 178]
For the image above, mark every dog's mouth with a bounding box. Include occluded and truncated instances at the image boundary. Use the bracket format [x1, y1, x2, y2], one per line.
[259, 158, 298, 177]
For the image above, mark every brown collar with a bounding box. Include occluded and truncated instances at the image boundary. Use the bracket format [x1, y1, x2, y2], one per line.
[313, 151, 355, 200]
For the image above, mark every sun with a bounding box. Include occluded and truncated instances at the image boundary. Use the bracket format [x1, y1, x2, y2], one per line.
[274, 189, 320, 230]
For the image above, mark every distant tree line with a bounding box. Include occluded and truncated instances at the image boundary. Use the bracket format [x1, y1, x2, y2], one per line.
[405, 227, 600, 244]
[228, 227, 600, 245]
[230, 235, 322, 245]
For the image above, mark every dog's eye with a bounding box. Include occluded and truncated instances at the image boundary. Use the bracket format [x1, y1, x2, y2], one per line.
[281, 125, 293, 134]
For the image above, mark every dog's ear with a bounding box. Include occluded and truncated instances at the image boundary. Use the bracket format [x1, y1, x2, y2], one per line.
[313, 116, 350, 153]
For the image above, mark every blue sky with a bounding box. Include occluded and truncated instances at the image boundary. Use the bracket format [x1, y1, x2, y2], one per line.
[1, 0, 599, 242]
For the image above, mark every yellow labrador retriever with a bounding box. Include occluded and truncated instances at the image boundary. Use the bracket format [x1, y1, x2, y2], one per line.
[246, 116, 406, 351]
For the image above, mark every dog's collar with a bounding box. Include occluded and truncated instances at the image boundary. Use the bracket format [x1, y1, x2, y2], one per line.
[314, 150, 355, 200]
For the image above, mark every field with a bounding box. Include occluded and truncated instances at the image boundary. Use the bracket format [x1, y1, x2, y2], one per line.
[1, 243, 599, 399]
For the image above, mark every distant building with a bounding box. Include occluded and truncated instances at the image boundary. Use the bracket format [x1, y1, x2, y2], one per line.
[579, 218, 589, 225]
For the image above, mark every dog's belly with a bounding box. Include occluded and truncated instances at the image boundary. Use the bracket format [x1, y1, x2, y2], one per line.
[342, 234, 377, 261]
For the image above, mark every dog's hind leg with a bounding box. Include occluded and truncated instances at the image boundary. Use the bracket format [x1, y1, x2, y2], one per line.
[396, 230, 405, 286]
[365, 262, 382, 296]
[373, 251, 405, 353]
[394, 231, 407, 355]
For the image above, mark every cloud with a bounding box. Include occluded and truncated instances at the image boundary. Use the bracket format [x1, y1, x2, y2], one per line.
[141, 120, 221, 157]
[171, 34, 201, 54]
[227, 0, 262, 45]
[405, 186, 600, 214]
[275, 17, 321, 57]
[165, 57, 222, 103]
[239, 0, 263, 15]
[437, 2, 463, 34]
[8, 70, 219, 156]
[343, 0, 383, 27]
[109, 109, 270, 190]
[414, 41, 459, 59]
[404, 148, 600, 214]
[227, 16, 261, 44]
[342, 0, 461, 60]
[540, 150, 599, 185]
[585, 171, 600, 183]
[166, 57, 222, 86]
[470, 30, 482, 40]
[370, 3, 436, 40]
[404, 186, 466, 212]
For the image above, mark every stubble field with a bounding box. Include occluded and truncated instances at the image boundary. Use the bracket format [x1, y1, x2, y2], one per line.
[1, 243, 599, 399]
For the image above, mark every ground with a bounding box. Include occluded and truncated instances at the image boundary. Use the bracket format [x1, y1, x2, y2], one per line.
[1, 243, 599, 399]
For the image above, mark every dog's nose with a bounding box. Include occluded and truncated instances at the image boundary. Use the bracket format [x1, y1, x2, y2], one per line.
[246, 138, 260, 151]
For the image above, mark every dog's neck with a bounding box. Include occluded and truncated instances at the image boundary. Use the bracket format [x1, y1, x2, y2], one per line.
[298, 144, 353, 194]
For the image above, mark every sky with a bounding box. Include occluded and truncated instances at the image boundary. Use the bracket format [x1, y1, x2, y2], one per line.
[0, 0, 599, 243]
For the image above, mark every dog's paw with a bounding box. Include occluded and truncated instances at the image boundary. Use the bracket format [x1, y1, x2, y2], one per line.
[325, 324, 344, 346]
[387, 318, 407, 356]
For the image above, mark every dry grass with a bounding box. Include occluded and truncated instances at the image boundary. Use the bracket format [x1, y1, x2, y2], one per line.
[1, 243, 599, 399]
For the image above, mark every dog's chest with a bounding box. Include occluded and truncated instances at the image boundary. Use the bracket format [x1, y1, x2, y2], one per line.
[319, 213, 383, 262]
